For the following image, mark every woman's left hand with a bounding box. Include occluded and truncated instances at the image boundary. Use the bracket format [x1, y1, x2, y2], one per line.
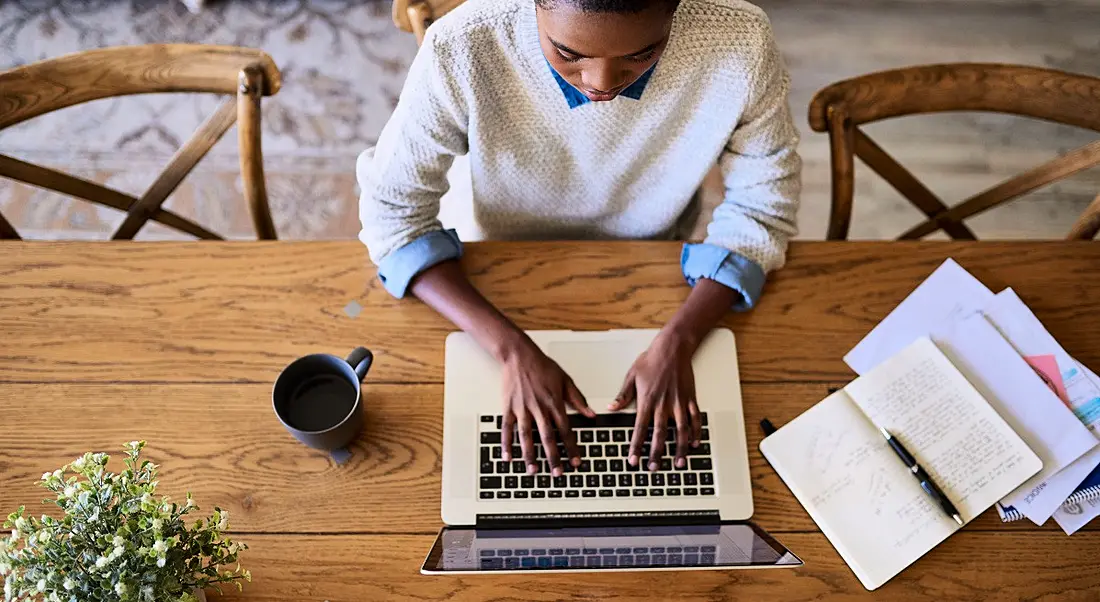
[608, 330, 702, 472]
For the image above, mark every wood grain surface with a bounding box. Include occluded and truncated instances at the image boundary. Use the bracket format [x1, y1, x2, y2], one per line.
[2, 240, 1099, 599]
[214, 532, 1100, 602]
[1, 242, 1098, 385]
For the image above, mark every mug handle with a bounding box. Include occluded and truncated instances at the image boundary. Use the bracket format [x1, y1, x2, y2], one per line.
[346, 347, 374, 382]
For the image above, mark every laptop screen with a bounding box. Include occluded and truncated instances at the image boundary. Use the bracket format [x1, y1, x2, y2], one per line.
[422, 522, 801, 573]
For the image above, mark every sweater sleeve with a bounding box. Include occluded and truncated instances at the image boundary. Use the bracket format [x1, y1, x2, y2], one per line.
[357, 28, 469, 275]
[699, 23, 801, 285]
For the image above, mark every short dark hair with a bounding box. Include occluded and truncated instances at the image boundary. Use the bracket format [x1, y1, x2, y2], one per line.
[534, 0, 679, 13]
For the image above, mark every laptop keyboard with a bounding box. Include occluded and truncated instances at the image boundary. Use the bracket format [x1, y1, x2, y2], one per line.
[477, 413, 716, 500]
[478, 545, 719, 569]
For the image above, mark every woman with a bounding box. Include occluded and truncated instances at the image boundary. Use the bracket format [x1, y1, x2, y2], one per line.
[358, 0, 800, 479]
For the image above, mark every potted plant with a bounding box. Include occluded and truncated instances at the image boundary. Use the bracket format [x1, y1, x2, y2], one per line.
[1, 441, 250, 602]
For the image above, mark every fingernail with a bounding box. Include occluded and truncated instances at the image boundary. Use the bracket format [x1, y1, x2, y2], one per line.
[553, 467, 563, 477]
[649, 462, 659, 471]
[571, 457, 581, 467]
[528, 464, 537, 474]
[676, 457, 686, 468]
[692, 440, 700, 448]
[503, 453, 511, 461]
[629, 455, 638, 466]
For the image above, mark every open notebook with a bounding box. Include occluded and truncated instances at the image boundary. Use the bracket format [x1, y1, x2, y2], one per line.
[760, 337, 1042, 590]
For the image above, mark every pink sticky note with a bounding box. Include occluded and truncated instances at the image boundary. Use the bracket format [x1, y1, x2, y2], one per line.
[1026, 354, 1070, 404]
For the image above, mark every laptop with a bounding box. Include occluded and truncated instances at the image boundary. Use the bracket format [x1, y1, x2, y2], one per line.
[423, 328, 802, 574]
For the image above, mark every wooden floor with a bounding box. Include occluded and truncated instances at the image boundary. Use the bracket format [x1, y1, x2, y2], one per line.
[757, 0, 1100, 240]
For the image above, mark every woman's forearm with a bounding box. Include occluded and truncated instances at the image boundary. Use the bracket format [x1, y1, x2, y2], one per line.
[409, 260, 528, 362]
[660, 278, 739, 352]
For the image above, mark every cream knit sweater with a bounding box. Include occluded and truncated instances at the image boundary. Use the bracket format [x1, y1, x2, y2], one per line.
[358, 0, 800, 291]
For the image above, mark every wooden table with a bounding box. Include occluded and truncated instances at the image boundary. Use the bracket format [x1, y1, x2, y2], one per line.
[2, 241, 1099, 601]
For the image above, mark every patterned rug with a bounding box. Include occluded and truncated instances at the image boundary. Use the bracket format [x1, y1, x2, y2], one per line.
[0, 0, 418, 240]
[1, 0, 1099, 241]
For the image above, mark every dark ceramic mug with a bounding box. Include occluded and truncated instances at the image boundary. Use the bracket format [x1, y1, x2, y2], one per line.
[273, 347, 373, 464]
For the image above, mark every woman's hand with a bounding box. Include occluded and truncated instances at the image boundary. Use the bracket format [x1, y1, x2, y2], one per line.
[499, 336, 596, 476]
[609, 331, 701, 472]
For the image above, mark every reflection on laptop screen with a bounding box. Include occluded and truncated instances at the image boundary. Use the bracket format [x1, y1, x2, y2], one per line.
[427, 523, 800, 572]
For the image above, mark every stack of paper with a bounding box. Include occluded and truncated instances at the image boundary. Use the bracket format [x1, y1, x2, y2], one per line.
[845, 259, 1100, 534]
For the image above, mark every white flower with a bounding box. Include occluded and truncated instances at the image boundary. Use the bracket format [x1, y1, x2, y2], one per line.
[151, 519, 163, 531]
[95, 555, 109, 569]
[63, 486, 76, 497]
[63, 578, 75, 590]
[141, 493, 153, 505]
[152, 539, 167, 554]
[48, 592, 61, 602]
[217, 510, 230, 530]
[72, 456, 87, 471]
[52, 470, 62, 480]
[113, 535, 125, 547]
[10, 529, 19, 541]
[128, 441, 141, 449]
[42, 472, 52, 482]
[142, 586, 154, 601]
[36, 579, 46, 592]
[13, 518, 27, 531]
[37, 531, 49, 543]
[115, 581, 127, 595]
[5, 578, 12, 599]
[184, 497, 195, 510]
[111, 545, 124, 559]
[156, 557, 166, 568]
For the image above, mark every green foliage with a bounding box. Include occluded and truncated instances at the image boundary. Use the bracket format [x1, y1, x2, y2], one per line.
[1, 442, 250, 602]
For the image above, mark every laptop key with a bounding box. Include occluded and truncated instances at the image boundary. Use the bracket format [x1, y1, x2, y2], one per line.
[650, 489, 664, 496]
[700, 473, 714, 485]
[537, 557, 552, 568]
[597, 431, 610, 442]
[566, 490, 580, 498]
[619, 555, 634, 566]
[632, 488, 647, 496]
[701, 428, 710, 441]
[496, 461, 509, 474]
[589, 446, 603, 458]
[512, 460, 525, 473]
[660, 459, 672, 471]
[599, 489, 613, 497]
[481, 415, 493, 423]
[684, 487, 698, 495]
[520, 476, 535, 488]
[594, 460, 608, 472]
[602, 556, 617, 567]
[570, 475, 583, 487]
[481, 432, 501, 444]
[580, 431, 594, 443]
[635, 473, 649, 487]
[586, 475, 600, 487]
[701, 487, 715, 495]
[492, 447, 502, 459]
[531, 491, 546, 499]
[514, 491, 529, 499]
[521, 557, 536, 568]
[602, 474, 616, 487]
[685, 554, 700, 565]
[701, 553, 716, 564]
[684, 546, 699, 553]
[553, 556, 569, 567]
[505, 476, 518, 489]
[613, 430, 626, 442]
[586, 556, 601, 567]
[605, 444, 619, 457]
[570, 556, 585, 566]
[480, 491, 494, 499]
[550, 548, 564, 555]
[480, 477, 502, 489]
[618, 474, 631, 487]
[610, 459, 624, 472]
[496, 416, 503, 429]
[668, 488, 681, 496]
[621, 444, 631, 457]
[636, 554, 651, 566]
[481, 447, 491, 463]
[690, 458, 713, 471]
[668, 474, 681, 486]
[651, 474, 665, 486]
[579, 460, 592, 473]
[582, 490, 596, 498]
[538, 475, 551, 488]
[497, 491, 512, 499]
[684, 473, 698, 485]
[553, 475, 566, 487]
[615, 489, 630, 497]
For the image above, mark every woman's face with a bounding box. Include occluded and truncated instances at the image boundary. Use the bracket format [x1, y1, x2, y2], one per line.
[536, 4, 674, 102]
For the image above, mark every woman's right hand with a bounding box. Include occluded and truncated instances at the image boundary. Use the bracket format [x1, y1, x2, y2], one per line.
[499, 337, 596, 477]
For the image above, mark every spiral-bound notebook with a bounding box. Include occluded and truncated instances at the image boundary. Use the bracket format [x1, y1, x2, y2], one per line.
[997, 464, 1100, 522]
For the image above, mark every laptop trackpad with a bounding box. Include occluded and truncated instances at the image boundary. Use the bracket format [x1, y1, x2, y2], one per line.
[545, 340, 645, 401]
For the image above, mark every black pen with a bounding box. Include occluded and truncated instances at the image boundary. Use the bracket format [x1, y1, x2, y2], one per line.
[879, 427, 964, 526]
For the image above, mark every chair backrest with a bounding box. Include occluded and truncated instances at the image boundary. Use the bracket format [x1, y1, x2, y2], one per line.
[0, 44, 282, 240]
[392, 0, 467, 45]
[808, 63, 1100, 241]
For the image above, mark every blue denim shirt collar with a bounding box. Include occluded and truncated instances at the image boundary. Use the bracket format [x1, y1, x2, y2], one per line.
[546, 60, 657, 109]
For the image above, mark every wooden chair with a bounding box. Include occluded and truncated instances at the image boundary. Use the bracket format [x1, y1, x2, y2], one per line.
[0, 44, 282, 240]
[809, 63, 1100, 241]
[392, 0, 466, 45]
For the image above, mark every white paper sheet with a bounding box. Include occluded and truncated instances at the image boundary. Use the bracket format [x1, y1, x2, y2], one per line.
[845, 259, 994, 375]
[1053, 496, 1100, 535]
[931, 315, 1098, 524]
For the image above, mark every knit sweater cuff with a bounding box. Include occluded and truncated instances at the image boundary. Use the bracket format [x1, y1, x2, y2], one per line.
[680, 243, 766, 311]
[377, 229, 464, 298]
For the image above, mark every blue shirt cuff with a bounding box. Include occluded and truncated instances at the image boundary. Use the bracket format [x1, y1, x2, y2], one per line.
[680, 243, 766, 311]
[377, 229, 463, 298]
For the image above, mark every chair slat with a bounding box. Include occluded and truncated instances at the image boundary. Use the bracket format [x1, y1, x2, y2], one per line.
[825, 105, 855, 240]
[112, 98, 238, 240]
[237, 68, 278, 241]
[1066, 193, 1100, 241]
[853, 129, 976, 240]
[901, 139, 1100, 239]
[0, 153, 222, 240]
[0, 210, 20, 240]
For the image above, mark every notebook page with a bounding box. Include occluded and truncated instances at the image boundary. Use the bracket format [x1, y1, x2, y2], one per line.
[846, 337, 1042, 521]
[760, 391, 955, 591]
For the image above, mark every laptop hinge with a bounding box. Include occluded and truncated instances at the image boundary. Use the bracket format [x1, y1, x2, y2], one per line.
[475, 510, 721, 529]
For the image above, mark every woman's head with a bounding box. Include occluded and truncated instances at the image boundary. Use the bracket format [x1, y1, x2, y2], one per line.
[535, 0, 679, 102]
